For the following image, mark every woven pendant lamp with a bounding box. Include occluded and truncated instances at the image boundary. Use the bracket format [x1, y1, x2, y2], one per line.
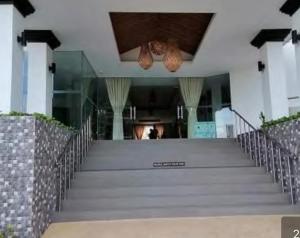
[163, 39, 183, 72]
[138, 43, 153, 70]
[149, 41, 167, 56]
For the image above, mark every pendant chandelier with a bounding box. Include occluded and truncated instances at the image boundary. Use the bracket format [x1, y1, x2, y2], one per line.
[163, 39, 183, 72]
[138, 43, 153, 70]
[137, 39, 183, 72]
[149, 41, 167, 56]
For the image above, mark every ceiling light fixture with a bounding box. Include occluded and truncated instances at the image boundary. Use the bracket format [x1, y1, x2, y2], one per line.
[138, 43, 153, 70]
[138, 39, 183, 72]
[163, 39, 183, 72]
[149, 41, 167, 56]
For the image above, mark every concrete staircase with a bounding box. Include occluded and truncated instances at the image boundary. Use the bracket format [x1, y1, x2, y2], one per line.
[53, 139, 300, 222]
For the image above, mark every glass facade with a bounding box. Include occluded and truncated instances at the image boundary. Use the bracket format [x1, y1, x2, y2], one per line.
[53, 51, 97, 129]
[52, 55, 231, 140]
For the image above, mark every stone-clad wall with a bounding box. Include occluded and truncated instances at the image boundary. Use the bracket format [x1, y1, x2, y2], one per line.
[32, 119, 72, 238]
[0, 117, 36, 237]
[266, 119, 300, 157]
[0, 116, 71, 238]
[265, 119, 300, 202]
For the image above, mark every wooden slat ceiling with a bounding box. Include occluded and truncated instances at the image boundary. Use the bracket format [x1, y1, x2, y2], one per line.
[129, 86, 179, 110]
[110, 12, 214, 55]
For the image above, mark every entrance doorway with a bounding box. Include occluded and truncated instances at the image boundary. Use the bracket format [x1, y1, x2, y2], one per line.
[92, 75, 232, 140]
[142, 126, 153, 140]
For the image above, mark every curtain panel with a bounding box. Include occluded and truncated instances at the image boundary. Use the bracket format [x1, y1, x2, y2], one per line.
[105, 78, 131, 140]
[179, 78, 204, 138]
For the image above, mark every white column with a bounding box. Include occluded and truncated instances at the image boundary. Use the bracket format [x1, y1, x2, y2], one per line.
[0, 5, 24, 113]
[260, 42, 289, 120]
[230, 64, 264, 128]
[26, 43, 53, 116]
[293, 9, 300, 85]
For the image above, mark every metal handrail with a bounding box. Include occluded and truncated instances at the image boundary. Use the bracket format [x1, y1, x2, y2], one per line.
[231, 109, 298, 158]
[55, 114, 93, 211]
[230, 108, 299, 205]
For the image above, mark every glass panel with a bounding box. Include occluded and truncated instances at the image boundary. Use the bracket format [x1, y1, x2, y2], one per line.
[53, 51, 97, 129]
[53, 51, 83, 91]
[52, 93, 81, 129]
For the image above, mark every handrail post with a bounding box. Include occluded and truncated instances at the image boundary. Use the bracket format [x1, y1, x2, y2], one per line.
[239, 117, 243, 150]
[77, 134, 80, 172]
[287, 156, 295, 205]
[85, 120, 88, 159]
[264, 135, 269, 173]
[72, 139, 75, 179]
[278, 148, 285, 192]
[243, 121, 247, 153]
[254, 130, 258, 166]
[270, 141, 276, 182]
[58, 163, 62, 212]
[68, 145, 71, 189]
[248, 124, 252, 160]
[257, 132, 261, 167]
[64, 153, 67, 199]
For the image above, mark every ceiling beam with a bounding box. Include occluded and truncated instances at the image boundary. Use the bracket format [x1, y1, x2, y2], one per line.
[22, 30, 61, 50]
[0, 0, 35, 17]
[250, 29, 291, 48]
[280, 0, 300, 16]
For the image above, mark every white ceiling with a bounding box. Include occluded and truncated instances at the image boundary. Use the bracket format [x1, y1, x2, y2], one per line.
[25, 0, 292, 77]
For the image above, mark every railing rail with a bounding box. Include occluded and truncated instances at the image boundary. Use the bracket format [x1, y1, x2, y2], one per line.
[231, 108, 299, 205]
[55, 114, 92, 212]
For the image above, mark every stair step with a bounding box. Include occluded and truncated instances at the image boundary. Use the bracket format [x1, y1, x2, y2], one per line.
[84, 139, 254, 170]
[77, 167, 266, 177]
[68, 183, 282, 199]
[82, 158, 254, 171]
[62, 193, 288, 211]
[88, 146, 244, 154]
[72, 173, 272, 188]
[57, 139, 295, 222]
[53, 204, 300, 222]
[91, 139, 238, 144]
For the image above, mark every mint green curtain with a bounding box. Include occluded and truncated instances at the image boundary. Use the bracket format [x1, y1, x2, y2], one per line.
[179, 78, 204, 138]
[105, 78, 131, 140]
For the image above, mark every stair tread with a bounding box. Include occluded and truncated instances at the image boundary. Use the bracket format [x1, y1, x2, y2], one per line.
[53, 204, 300, 222]
[62, 193, 289, 211]
[68, 188, 282, 199]
[77, 166, 265, 175]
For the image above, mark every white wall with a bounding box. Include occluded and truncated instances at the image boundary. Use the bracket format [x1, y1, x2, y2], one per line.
[0, 6, 24, 113]
[293, 9, 300, 102]
[27, 43, 53, 116]
[260, 42, 289, 120]
[230, 65, 264, 128]
[283, 41, 299, 98]
[283, 40, 300, 113]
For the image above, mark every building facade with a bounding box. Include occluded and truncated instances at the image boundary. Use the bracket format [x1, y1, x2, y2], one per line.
[1, 0, 300, 237]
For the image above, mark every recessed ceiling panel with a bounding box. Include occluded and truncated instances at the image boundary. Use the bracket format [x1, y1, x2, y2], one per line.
[110, 12, 214, 57]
